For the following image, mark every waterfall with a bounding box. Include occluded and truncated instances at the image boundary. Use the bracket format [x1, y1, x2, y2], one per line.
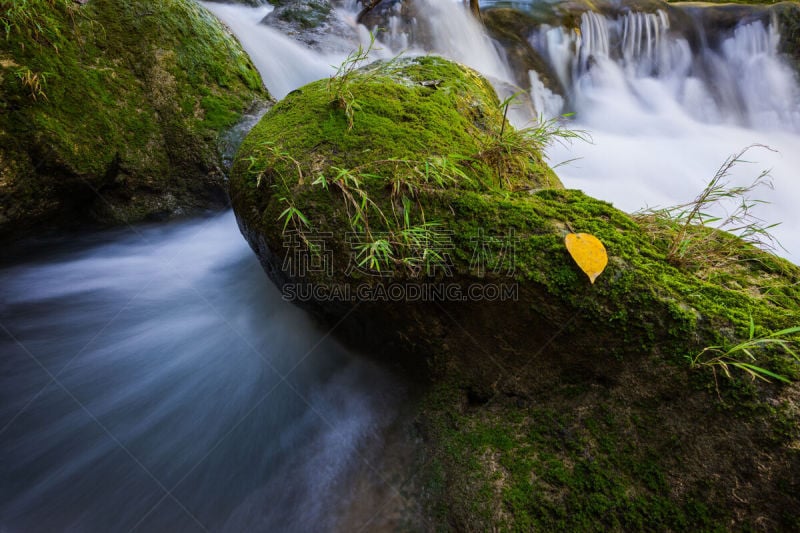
[412, 0, 513, 82]
[529, 11, 800, 131]
[202, 3, 341, 98]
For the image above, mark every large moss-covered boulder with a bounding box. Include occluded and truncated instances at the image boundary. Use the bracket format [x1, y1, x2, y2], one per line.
[231, 56, 561, 362]
[232, 54, 796, 384]
[233, 55, 800, 529]
[0, 0, 269, 237]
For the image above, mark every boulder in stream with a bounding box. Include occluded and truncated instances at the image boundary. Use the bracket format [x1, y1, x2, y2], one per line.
[232, 55, 800, 529]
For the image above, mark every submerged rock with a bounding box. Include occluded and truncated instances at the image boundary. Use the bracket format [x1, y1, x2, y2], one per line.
[262, 0, 333, 31]
[0, 0, 269, 238]
[260, 0, 356, 53]
[232, 54, 800, 529]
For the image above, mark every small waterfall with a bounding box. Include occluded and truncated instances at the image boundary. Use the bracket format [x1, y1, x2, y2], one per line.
[202, 2, 341, 99]
[720, 20, 800, 130]
[620, 10, 671, 75]
[413, 0, 513, 82]
[536, 11, 800, 263]
[358, 0, 515, 84]
[577, 11, 611, 73]
[529, 10, 800, 131]
[529, 70, 564, 118]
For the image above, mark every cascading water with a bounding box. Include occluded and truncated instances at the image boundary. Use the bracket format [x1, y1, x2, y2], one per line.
[530, 10, 800, 130]
[412, 0, 513, 81]
[211, 0, 800, 262]
[202, 4, 340, 98]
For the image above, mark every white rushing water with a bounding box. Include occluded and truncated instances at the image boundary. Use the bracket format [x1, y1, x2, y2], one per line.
[209, 0, 800, 264]
[203, 3, 340, 98]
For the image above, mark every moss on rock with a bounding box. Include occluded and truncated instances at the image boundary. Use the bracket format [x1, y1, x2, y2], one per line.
[0, 0, 269, 237]
[232, 55, 800, 529]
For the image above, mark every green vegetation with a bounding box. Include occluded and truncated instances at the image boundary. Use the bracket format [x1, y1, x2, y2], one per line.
[478, 97, 587, 190]
[420, 372, 800, 531]
[234, 55, 563, 276]
[635, 145, 780, 270]
[690, 318, 800, 384]
[326, 32, 392, 130]
[0, 0, 268, 236]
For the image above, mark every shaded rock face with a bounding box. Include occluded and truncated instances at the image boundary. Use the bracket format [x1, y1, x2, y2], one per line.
[481, 8, 565, 96]
[0, 0, 269, 239]
[357, 0, 434, 50]
[773, 2, 800, 64]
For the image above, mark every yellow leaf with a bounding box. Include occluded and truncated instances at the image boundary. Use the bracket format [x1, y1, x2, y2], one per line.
[565, 232, 608, 284]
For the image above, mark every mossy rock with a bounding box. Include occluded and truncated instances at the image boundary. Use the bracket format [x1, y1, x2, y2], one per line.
[0, 0, 269, 238]
[232, 55, 800, 529]
[232, 53, 797, 379]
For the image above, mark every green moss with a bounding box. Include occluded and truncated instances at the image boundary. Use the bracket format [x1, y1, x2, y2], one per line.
[232, 56, 559, 221]
[201, 94, 246, 130]
[233, 56, 798, 380]
[0, 0, 269, 235]
[245, 59, 484, 163]
[420, 373, 799, 531]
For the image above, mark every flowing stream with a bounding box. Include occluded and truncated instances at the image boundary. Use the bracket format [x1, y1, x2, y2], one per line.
[3, 0, 800, 531]
[1, 213, 412, 531]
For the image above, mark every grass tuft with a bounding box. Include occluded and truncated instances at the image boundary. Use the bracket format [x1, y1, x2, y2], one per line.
[635, 145, 782, 270]
[689, 316, 800, 389]
[326, 32, 402, 130]
[475, 93, 587, 190]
